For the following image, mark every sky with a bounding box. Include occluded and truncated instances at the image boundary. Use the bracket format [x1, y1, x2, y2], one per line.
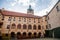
[0, 0, 58, 16]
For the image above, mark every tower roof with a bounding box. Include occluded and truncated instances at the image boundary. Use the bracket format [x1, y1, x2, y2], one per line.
[28, 5, 33, 11]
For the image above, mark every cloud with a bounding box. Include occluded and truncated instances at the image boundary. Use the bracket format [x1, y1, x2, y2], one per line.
[18, 0, 30, 6]
[10, 0, 18, 6]
[18, 0, 36, 6]
[10, 0, 36, 7]
[35, 0, 58, 16]
[7, 0, 58, 16]
[11, 2, 16, 6]
[29, 2, 36, 7]
[35, 8, 48, 16]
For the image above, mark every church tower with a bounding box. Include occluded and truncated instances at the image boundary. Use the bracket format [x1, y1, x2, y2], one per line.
[27, 5, 34, 15]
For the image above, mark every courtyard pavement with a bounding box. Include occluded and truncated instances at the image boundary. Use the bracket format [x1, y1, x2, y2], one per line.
[10, 38, 60, 40]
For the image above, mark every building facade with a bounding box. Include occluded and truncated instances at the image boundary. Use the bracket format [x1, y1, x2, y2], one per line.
[46, 0, 60, 38]
[47, 0, 60, 30]
[0, 5, 47, 38]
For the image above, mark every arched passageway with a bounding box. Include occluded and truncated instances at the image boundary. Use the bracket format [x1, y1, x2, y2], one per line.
[38, 32, 41, 38]
[22, 32, 26, 38]
[17, 32, 21, 39]
[28, 32, 32, 38]
[33, 32, 37, 38]
[0, 32, 2, 40]
[5, 34, 8, 37]
[11, 32, 15, 38]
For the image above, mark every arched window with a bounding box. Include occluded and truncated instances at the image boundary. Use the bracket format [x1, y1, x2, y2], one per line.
[28, 25, 32, 29]
[23, 24, 27, 29]
[11, 23, 16, 29]
[38, 25, 41, 30]
[33, 25, 36, 30]
[17, 24, 21, 29]
[7, 25, 10, 29]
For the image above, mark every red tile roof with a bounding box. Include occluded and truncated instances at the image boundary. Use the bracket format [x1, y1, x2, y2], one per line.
[0, 9, 41, 18]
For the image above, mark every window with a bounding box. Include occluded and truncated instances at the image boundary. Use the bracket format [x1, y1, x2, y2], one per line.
[28, 25, 32, 29]
[56, 6, 59, 11]
[19, 17, 21, 21]
[23, 24, 27, 29]
[45, 19, 47, 21]
[38, 25, 41, 29]
[33, 25, 36, 30]
[46, 25, 48, 29]
[45, 18, 47, 21]
[11, 23, 16, 29]
[17, 24, 21, 29]
[49, 24, 51, 28]
[2, 16, 4, 20]
[8, 17, 12, 21]
[24, 18, 26, 22]
[13, 17, 15, 21]
[7, 25, 10, 29]
[29, 18, 31, 22]
[0, 26, 2, 28]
